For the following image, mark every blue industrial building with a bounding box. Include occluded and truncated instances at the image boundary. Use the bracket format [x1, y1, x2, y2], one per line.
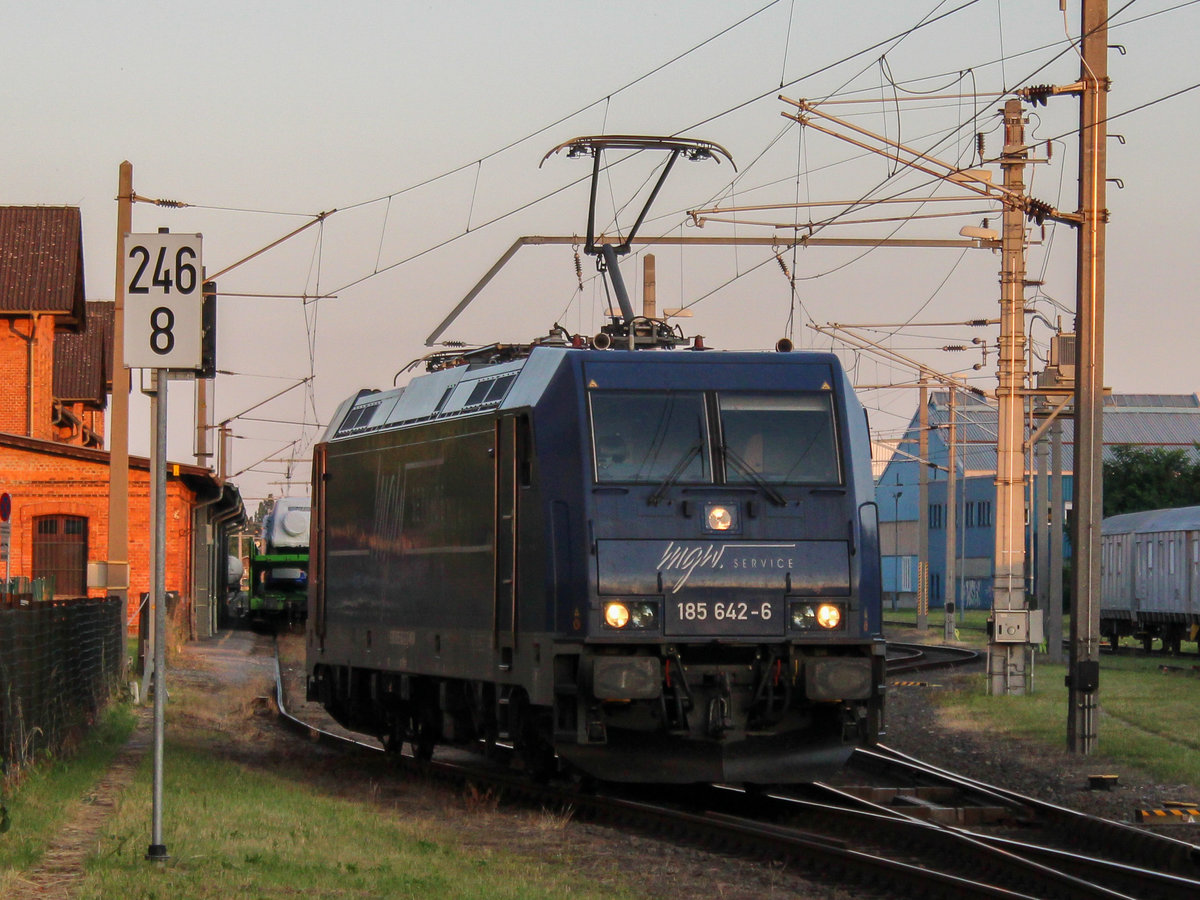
[876, 392, 1200, 611]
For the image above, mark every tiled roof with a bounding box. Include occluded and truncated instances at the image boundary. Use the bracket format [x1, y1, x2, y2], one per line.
[54, 301, 113, 405]
[0, 206, 86, 326]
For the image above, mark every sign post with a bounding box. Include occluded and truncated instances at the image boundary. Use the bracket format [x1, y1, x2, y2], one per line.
[123, 231, 203, 863]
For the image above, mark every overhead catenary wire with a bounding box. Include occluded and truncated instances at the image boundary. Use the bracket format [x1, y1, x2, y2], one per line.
[154, 2, 1200, 488]
[150, 0, 1200, 310]
[325, 0, 994, 306]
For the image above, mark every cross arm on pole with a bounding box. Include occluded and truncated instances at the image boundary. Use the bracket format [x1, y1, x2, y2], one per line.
[779, 95, 1082, 227]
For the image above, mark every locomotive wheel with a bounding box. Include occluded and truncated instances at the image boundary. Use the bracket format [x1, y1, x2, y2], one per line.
[410, 707, 437, 761]
[382, 711, 406, 755]
[511, 695, 556, 782]
[519, 722, 556, 782]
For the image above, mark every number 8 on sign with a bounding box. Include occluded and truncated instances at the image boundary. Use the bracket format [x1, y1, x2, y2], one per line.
[150, 307, 175, 355]
[122, 233, 203, 370]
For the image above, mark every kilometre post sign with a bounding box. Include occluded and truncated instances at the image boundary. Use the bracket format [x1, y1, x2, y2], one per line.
[123, 233, 203, 370]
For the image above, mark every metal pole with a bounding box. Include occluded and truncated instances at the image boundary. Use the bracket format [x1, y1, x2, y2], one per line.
[139, 372, 159, 704]
[1036, 430, 1050, 643]
[918, 378, 932, 634]
[147, 369, 169, 861]
[944, 388, 957, 626]
[1069, 0, 1108, 755]
[893, 491, 903, 610]
[1049, 419, 1065, 664]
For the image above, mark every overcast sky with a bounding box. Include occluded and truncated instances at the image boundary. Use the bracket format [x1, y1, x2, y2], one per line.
[4, 1, 1198, 504]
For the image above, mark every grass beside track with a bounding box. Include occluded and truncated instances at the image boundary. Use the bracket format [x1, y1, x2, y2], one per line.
[4, 620, 1197, 896]
[72, 736, 629, 899]
[0, 706, 138, 894]
[885, 609, 1200, 787]
[3, 672, 639, 899]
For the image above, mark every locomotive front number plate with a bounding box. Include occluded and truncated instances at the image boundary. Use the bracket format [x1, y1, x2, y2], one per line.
[666, 597, 783, 637]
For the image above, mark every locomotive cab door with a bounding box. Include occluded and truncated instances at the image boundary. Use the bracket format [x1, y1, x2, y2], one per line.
[311, 442, 328, 644]
[494, 415, 520, 665]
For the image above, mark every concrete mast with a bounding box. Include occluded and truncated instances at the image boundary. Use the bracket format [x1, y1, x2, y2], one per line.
[989, 99, 1032, 694]
[1069, 0, 1109, 754]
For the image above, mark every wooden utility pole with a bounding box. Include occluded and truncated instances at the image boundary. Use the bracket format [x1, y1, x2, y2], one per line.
[108, 161, 132, 613]
[1069, 0, 1109, 754]
[989, 99, 1032, 695]
[642, 254, 656, 319]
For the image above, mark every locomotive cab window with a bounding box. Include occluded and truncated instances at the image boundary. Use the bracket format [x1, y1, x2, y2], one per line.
[717, 393, 841, 485]
[590, 391, 710, 483]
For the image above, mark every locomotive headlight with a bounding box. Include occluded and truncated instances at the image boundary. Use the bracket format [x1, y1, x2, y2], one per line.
[790, 600, 845, 631]
[816, 603, 842, 629]
[605, 602, 630, 628]
[705, 503, 737, 532]
[603, 600, 659, 631]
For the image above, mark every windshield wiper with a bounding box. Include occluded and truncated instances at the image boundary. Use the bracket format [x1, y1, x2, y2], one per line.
[722, 444, 787, 507]
[647, 442, 702, 506]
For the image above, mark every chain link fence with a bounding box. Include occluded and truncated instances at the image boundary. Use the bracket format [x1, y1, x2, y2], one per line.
[0, 595, 125, 775]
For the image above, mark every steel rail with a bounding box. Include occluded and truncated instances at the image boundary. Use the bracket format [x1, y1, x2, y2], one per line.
[864, 745, 1200, 878]
[272, 644, 1192, 899]
[887, 641, 982, 673]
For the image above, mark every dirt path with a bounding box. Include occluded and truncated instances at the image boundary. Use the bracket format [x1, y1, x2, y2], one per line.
[6, 708, 152, 900]
[4, 630, 275, 899]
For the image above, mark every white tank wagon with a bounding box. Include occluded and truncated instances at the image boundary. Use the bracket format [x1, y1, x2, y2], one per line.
[1101, 505, 1200, 653]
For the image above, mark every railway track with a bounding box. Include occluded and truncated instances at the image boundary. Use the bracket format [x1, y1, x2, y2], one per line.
[887, 640, 981, 674]
[272, 646, 1200, 898]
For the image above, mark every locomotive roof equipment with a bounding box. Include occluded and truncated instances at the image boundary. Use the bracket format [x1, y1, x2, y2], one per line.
[427, 135, 734, 355]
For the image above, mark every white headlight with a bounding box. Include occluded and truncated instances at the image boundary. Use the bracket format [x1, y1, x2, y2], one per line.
[707, 505, 733, 531]
[816, 603, 842, 629]
[790, 600, 845, 631]
[604, 602, 630, 628]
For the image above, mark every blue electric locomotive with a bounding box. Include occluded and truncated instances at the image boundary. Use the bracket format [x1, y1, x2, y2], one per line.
[306, 338, 885, 783]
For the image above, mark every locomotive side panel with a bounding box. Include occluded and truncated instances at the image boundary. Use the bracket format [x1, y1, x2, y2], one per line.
[319, 417, 500, 680]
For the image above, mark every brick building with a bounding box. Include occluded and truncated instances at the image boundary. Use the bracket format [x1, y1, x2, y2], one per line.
[0, 206, 242, 634]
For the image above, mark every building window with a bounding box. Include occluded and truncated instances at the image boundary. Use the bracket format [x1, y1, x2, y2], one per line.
[977, 501, 992, 527]
[929, 504, 943, 529]
[965, 502, 975, 528]
[32, 515, 89, 599]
